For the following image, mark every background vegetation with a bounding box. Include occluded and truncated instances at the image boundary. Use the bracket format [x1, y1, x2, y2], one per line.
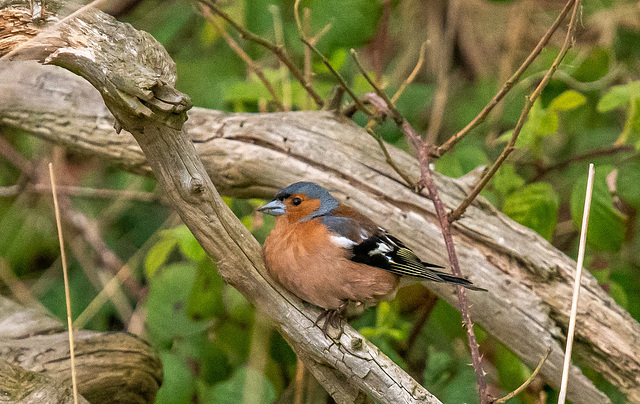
[1, 0, 639, 402]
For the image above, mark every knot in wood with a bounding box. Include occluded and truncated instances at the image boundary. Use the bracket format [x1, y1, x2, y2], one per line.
[189, 176, 205, 195]
[350, 337, 363, 351]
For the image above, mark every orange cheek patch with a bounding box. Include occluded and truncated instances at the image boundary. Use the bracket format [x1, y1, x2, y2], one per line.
[287, 196, 322, 222]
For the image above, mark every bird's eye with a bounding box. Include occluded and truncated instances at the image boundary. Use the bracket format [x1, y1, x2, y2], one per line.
[292, 197, 302, 206]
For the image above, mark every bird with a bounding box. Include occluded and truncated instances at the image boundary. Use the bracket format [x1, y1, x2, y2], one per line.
[257, 181, 485, 334]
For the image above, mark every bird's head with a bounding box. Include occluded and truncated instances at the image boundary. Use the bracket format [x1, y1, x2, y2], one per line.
[257, 182, 339, 222]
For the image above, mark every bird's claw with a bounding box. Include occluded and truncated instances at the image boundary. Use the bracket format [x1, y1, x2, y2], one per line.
[315, 301, 349, 337]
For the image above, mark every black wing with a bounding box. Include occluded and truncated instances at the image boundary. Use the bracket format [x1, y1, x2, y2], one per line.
[351, 232, 485, 290]
[322, 215, 485, 290]
[350, 233, 445, 280]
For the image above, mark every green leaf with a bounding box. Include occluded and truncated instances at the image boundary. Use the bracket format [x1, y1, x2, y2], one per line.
[375, 301, 393, 328]
[492, 164, 525, 200]
[609, 280, 629, 309]
[617, 95, 640, 147]
[535, 109, 559, 135]
[314, 48, 348, 74]
[361, 301, 410, 343]
[175, 333, 232, 385]
[146, 263, 210, 346]
[597, 84, 632, 112]
[434, 145, 489, 178]
[572, 47, 610, 82]
[175, 226, 206, 262]
[423, 347, 477, 404]
[549, 90, 587, 112]
[590, 268, 610, 284]
[529, 100, 558, 136]
[494, 346, 530, 393]
[187, 260, 225, 321]
[215, 320, 252, 364]
[502, 182, 559, 241]
[204, 367, 275, 404]
[373, 338, 408, 369]
[145, 238, 177, 278]
[571, 166, 627, 252]
[304, 0, 383, 52]
[223, 286, 254, 324]
[154, 352, 196, 404]
[222, 80, 274, 103]
[617, 159, 640, 209]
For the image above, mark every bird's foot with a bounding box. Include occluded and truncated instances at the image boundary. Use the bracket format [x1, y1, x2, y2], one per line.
[315, 301, 349, 337]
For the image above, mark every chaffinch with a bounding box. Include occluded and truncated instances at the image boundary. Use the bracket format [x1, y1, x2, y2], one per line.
[258, 181, 485, 333]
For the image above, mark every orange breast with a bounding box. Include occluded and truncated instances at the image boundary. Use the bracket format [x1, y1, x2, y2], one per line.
[263, 217, 399, 310]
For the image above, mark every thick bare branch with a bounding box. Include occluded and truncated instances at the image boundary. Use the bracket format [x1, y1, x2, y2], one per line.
[0, 297, 161, 404]
[0, 3, 441, 403]
[3, 62, 639, 404]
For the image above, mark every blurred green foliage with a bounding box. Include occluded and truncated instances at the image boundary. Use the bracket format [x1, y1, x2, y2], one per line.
[1, 0, 640, 403]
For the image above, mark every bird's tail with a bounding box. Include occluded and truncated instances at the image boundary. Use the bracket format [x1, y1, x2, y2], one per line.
[426, 266, 487, 291]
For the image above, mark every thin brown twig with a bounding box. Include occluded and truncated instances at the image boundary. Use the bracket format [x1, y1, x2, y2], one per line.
[309, 22, 332, 45]
[198, 0, 324, 108]
[293, 0, 333, 44]
[372, 109, 490, 402]
[448, 0, 581, 223]
[74, 216, 177, 328]
[73, 262, 134, 329]
[367, 127, 416, 188]
[269, 5, 291, 111]
[302, 8, 312, 110]
[364, 42, 429, 189]
[293, 0, 331, 110]
[350, 48, 402, 125]
[486, 0, 532, 145]
[0, 182, 160, 202]
[301, 39, 374, 119]
[0, 134, 35, 174]
[435, 0, 578, 157]
[491, 347, 552, 404]
[0, 257, 44, 308]
[347, 51, 417, 187]
[531, 144, 634, 181]
[425, 0, 461, 144]
[391, 41, 427, 104]
[418, 147, 490, 403]
[294, 358, 305, 404]
[202, 9, 284, 111]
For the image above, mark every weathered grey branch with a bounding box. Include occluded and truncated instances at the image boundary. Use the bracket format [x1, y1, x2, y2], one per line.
[0, 359, 90, 404]
[3, 59, 640, 403]
[2, 3, 640, 404]
[0, 297, 161, 404]
[0, 3, 442, 403]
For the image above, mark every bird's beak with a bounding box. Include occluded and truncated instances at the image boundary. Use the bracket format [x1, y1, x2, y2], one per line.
[257, 200, 286, 216]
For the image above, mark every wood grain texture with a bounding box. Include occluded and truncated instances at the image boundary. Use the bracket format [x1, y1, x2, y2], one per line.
[2, 62, 639, 403]
[0, 297, 162, 404]
[0, 360, 91, 404]
[0, 2, 442, 402]
[1, 2, 638, 401]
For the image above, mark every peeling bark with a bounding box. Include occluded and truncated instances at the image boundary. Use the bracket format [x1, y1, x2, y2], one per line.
[0, 2, 442, 403]
[1, 1, 639, 403]
[0, 297, 161, 404]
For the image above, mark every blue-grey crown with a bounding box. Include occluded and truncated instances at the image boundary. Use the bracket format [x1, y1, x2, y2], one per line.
[275, 182, 339, 220]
